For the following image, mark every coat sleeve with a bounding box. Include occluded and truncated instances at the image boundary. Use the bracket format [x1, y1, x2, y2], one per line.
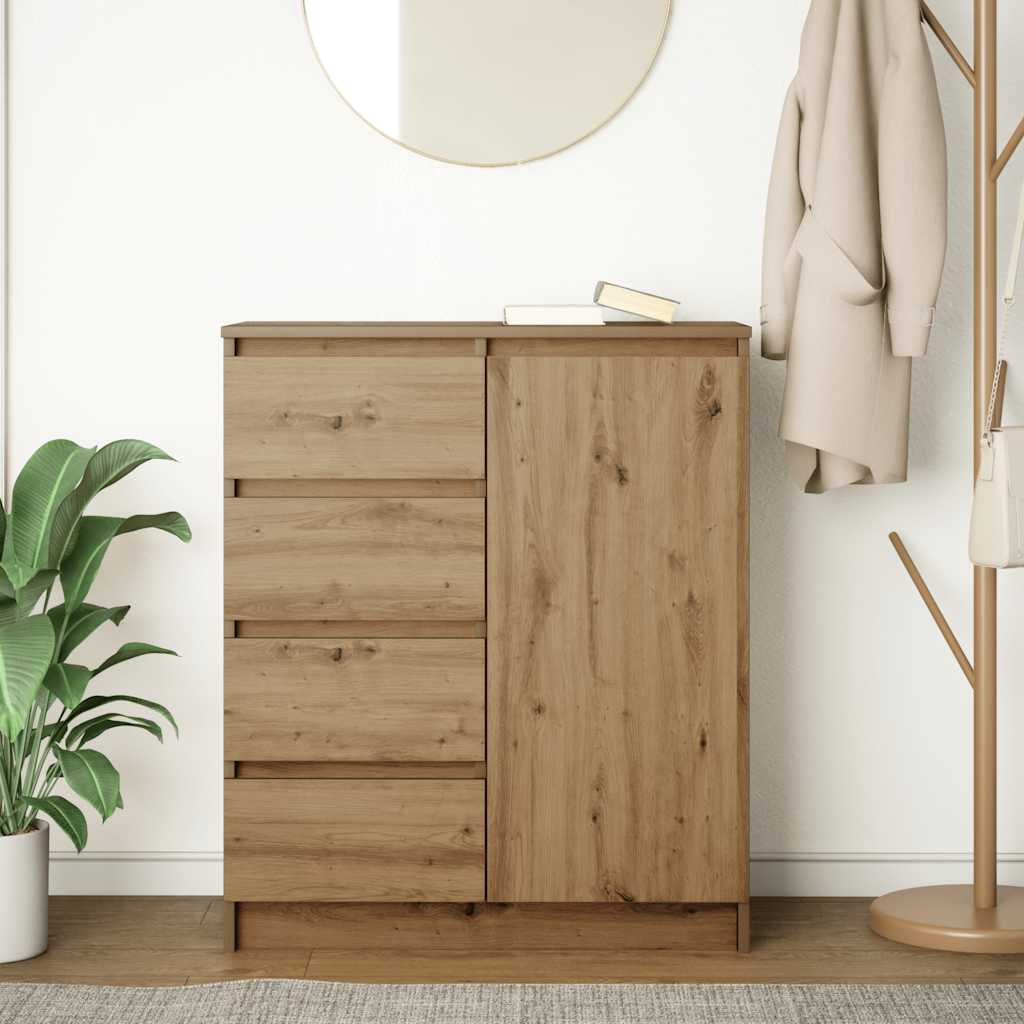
[879, 16, 948, 359]
[761, 79, 806, 361]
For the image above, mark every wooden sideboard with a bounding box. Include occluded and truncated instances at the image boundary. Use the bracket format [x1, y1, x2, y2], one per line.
[223, 321, 752, 964]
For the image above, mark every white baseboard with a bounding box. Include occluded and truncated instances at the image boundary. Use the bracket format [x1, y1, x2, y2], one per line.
[49, 852, 223, 896]
[752, 852, 1024, 897]
[46, 850, 1024, 898]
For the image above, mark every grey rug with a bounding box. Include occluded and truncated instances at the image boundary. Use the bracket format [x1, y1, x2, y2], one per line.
[2, 980, 1024, 1024]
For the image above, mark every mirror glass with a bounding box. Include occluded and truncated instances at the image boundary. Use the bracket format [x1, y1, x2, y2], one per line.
[303, 0, 671, 167]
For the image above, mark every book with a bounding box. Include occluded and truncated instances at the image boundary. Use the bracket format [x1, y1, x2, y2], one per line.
[504, 305, 605, 326]
[593, 282, 679, 324]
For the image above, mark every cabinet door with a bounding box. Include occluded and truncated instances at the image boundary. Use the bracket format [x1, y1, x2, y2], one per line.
[487, 357, 746, 902]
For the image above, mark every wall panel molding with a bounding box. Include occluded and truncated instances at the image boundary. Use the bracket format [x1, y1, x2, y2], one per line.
[49, 851, 223, 897]
[751, 851, 1024, 897]
[46, 850, 1024, 898]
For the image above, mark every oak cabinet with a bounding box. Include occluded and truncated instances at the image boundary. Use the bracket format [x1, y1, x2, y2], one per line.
[487, 356, 746, 903]
[224, 497, 485, 621]
[225, 356, 484, 480]
[223, 322, 750, 960]
[225, 638, 485, 763]
[224, 779, 485, 902]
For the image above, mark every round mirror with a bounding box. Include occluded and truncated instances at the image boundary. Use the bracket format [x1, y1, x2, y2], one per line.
[303, 0, 671, 167]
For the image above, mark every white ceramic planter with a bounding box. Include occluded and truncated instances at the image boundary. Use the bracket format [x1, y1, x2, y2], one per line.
[0, 821, 49, 963]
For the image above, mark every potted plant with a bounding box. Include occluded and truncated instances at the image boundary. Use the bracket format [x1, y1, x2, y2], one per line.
[0, 439, 190, 963]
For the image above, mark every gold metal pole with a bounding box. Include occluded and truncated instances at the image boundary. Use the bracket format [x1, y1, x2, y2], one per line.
[922, 2, 976, 86]
[993, 113, 1024, 181]
[973, 0, 998, 912]
[888, 533, 975, 688]
[870, 3, 1024, 952]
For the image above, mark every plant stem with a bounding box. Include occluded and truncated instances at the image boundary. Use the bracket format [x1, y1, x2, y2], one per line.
[15, 601, 74, 829]
[0, 733, 26, 834]
[0, 737, 15, 832]
[18, 703, 47, 830]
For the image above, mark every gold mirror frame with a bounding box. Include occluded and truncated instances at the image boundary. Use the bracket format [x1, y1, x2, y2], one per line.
[301, 0, 672, 168]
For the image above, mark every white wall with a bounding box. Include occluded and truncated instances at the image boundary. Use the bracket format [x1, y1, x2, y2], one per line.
[7, 0, 1024, 897]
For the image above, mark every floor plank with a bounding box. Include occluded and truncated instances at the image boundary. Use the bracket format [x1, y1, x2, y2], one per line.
[0, 897, 1020, 986]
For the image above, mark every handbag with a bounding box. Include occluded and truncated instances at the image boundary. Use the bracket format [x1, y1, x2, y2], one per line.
[969, 178, 1024, 568]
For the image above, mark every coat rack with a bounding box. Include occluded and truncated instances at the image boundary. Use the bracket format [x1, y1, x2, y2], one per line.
[870, 0, 1024, 953]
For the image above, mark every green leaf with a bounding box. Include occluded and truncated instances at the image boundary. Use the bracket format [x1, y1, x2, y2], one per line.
[93, 642, 177, 677]
[48, 440, 174, 568]
[57, 518, 122, 614]
[0, 614, 56, 740]
[0, 563, 56, 621]
[42, 663, 92, 710]
[60, 513, 192, 613]
[20, 796, 88, 852]
[65, 693, 178, 738]
[0, 559, 36, 591]
[118, 512, 192, 543]
[15, 569, 58, 618]
[55, 747, 120, 822]
[0, 599, 18, 628]
[42, 719, 68, 744]
[0, 498, 6, 556]
[8, 440, 95, 569]
[66, 713, 163, 748]
[49, 603, 131, 660]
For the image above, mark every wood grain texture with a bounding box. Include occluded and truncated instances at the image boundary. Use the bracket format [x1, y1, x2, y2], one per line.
[487, 356, 745, 903]
[223, 901, 237, 952]
[236, 762, 486, 779]
[224, 780, 484, 902]
[224, 498, 485, 621]
[237, 339, 480, 358]
[225, 357, 483, 480]
[739, 902, 751, 954]
[236, 902, 737, 951]
[236, 479, 485, 498]
[487, 337, 740, 357]
[224, 322, 753, 340]
[6, 898, 1024, 984]
[236, 620, 486, 639]
[225, 638, 484, 762]
[736, 354, 751, 900]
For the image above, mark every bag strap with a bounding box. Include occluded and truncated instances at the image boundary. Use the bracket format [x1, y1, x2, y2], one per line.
[985, 177, 1024, 435]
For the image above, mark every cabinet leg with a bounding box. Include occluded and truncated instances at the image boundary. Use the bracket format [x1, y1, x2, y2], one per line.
[224, 900, 237, 952]
[737, 902, 751, 953]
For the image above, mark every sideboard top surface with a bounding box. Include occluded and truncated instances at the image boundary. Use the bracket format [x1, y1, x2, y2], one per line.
[222, 321, 752, 340]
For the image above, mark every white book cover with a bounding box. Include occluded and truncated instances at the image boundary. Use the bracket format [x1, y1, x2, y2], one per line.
[504, 305, 605, 326]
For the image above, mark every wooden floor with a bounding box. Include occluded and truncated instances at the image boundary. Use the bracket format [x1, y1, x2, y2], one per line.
[0, 898, 1022, 985]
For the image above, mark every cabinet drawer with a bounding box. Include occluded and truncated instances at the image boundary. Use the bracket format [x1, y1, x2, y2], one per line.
[224, 780, 485, 901]
[225, 638, 484, 762]
[224, 498, 485, 621]
[225, 357, 484, 480]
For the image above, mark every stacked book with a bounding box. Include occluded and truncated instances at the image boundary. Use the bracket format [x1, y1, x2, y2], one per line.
[504, 282, 679, 326]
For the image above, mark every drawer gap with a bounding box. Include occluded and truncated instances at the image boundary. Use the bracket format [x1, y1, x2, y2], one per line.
[235, 480, 485, 498]
[235, 762, 487, 780]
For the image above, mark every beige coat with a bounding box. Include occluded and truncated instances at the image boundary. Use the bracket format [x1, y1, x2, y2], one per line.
[762, 0, 947, 492]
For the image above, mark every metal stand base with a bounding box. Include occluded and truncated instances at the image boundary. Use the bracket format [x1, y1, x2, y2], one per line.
[870, 885, 1024, 953]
